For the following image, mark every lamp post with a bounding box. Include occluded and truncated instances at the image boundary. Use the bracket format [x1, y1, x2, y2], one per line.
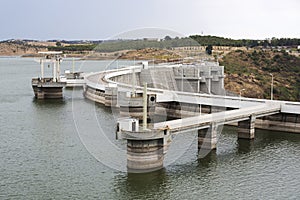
[181, 65, 183, 91]
[270, 73, 274, 100]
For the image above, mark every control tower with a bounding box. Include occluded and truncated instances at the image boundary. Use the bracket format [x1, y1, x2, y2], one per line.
[31, 52, 66, 99]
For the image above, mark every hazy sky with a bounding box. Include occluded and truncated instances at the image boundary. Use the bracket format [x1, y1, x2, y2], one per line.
[1, 0, 299, 40]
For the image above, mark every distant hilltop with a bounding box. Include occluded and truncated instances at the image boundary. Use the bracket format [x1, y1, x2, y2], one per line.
[1, 36, 299, 101]
[0, 39, 100, 56]
[0, 35, 299, 57]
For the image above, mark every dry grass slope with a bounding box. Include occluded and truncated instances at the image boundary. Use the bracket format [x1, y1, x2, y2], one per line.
[220, 49, 300, 101]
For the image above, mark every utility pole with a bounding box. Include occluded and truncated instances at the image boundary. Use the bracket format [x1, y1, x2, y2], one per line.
[270, 73, 274, 100]
[239, 89, 245, 98]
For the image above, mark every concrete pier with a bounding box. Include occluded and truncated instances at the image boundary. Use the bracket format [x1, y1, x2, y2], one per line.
[118, 128, 167, 172]
[238, 115, 256, 139]
[198, 125, 217, 150]
[127, 138, 164, 172]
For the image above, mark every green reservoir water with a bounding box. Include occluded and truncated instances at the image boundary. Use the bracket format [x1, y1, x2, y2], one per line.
[0, 57, 300, 199]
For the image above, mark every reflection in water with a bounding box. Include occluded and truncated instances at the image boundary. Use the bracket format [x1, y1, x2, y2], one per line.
[110, 125, 300, 199]
[32, 97, 66, 107]
[127, 169, 167, 193]
[237, 139, 255, 154]
[113, 169, 170, 199]
[198, 150, 217, 168]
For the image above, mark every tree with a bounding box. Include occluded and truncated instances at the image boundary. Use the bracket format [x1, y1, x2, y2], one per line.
[56, 41, 62, 47]
[206, 45, 213, 55]
[164, 35, 172, 41]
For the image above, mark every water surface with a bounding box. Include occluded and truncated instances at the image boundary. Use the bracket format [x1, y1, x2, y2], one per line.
[0, 57, 299, 199]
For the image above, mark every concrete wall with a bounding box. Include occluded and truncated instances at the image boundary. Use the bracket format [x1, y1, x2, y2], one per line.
[173, 62, 225, 95]
[139, 68, 178, 90]
[110, 62, 226, 96]
[110, 72, 141, 87]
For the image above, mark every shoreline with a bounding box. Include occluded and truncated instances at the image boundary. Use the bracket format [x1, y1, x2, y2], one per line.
[0, 54, 174, 64]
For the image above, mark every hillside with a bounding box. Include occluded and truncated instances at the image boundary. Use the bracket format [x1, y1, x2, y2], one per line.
[119, 48, 182, 63]
[190, 35, 300, 47]
[219, 49, 300, 101]
[0, 41, 46, 56]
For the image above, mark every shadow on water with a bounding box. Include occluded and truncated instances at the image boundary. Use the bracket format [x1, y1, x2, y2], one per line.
[222, 125, 300, 154]
[115, 151, 220, 199]
[197, 126, 300, 168]
[198, 150, 217, 168]
[112, 169, 169, 199]
[255, 128, 300, 143]
[237, 139, 255, 154]
[32, 97, 66, 108]
[109, 127, 300, 199]
[237, 129, 300, 155]
[126, 169, 167, 191]
[110, 152, 220, 199]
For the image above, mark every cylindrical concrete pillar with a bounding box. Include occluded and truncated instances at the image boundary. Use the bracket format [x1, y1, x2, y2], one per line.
[127, 138, 164, 172]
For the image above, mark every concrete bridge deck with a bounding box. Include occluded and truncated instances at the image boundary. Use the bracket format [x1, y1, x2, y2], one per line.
[154, 103, 281, 133]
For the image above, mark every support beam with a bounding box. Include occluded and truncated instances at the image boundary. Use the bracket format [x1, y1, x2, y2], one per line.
[57, 59, 60, 82]
[53, 62, 56, 82]
[40, 59, 44, 78]
[143, 83, 147, 130]
[238, 115, 256, 139]
[198, 124, 217, 150]
[132, 68, 136, 97]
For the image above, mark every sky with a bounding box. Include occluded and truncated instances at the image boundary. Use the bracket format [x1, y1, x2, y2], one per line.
[0, 0, 299, 40]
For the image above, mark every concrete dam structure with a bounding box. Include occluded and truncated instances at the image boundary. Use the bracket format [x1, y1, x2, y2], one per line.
[83, 62, 300, 172]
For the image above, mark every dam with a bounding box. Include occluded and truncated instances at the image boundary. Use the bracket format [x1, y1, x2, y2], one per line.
[83, 61, 300, 172]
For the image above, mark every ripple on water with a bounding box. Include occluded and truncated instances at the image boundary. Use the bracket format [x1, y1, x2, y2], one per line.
[1, 58, 300, 199]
